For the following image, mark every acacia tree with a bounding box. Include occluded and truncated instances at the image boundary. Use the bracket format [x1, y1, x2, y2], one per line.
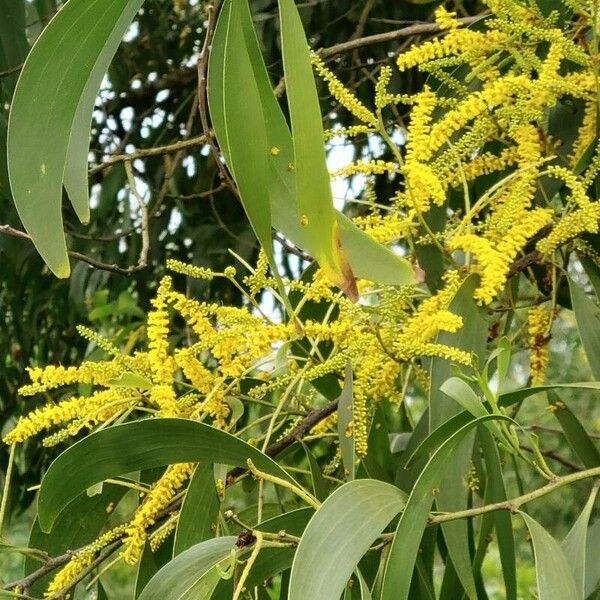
[2, 0, 600, 599]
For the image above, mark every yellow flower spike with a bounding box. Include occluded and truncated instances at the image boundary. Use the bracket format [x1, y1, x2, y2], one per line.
[330, 160, 397, 179]
[19, 360, 123, 396]
[166, 258, 216, 280]
[451, 208, 551, 304]
[528, 304, 551, 386]
[571, 100, 597, 166]
[434, 6, 459, 30]
[122, 463, 195, 565]
[3, 389, 138, 445]
[45, 525, 127, 597]
[147, 276, 175, 388]
[311, 52, 377, 126]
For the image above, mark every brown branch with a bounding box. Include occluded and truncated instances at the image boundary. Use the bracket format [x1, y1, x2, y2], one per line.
[0, 224, 147, 276]
[196, 0, 239, 199]
[319, 15, 486, 59]
[0, 64, 23, 78]
[89, 134, 208, 176]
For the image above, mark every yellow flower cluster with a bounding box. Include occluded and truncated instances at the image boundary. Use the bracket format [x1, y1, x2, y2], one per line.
[311, 52, 377, 126]
[393, 271, 472, 364]
[528, 304, 551, 386]
[450, 208, 551, 305]
[45, 525, 127, 596]
[122, 462, 195, 565]
[330, 160, 397, 179]
[434, 6, 459, 30]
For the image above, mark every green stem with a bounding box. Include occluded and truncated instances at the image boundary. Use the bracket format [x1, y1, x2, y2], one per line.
[429, 464, 600, 524]
[0, 444, 16, 537]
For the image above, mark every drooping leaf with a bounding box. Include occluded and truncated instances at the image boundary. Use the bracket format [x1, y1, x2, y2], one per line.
[288, 480, 406, 600]
[547, 391, 600, 468]
[561, 484, 600, 598]
[137, 537, 237, 600]
[521, 512, 579, 600]
[173, 463, 221, 556]
[37, 418, 297, 532]
[569, 277, 600, 379]
[219, 0, 274, 267]
[429, 274, 488, 600]
[479, 429, 517, 600]
[207, 0, 414, 287]
[7, 0, 145, 276]
[381, 415, 511, 600]
[277, 0, 355, 297]
[337, 363, 355, 481]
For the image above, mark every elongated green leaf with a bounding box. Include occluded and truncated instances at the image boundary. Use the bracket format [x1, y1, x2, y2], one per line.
[381, 415, 511, 600]
[585, 519, 600, 598]
[7, 0, 144, 277]
[301, 442, 329, 502]
[479, 429, 516, 600]
[220, 0, 273, 263]
[37, 418, 297, 532]
[277, 0, 355, 295]
[562, 484, 600, 598]
[441, 377, 488, 418]
[521, 512, 579, 600]
[429, 275, 488, 600]
[547, 391, 600, 468]
[499, 381, 600, 407]
[174, 463, 221, 556]
[138, 537, 237, 600]
[208, 0, 414, 288]
[338, 363, 355, 480]
[569, 277, 600, 379]
[289, 480, 406, 600]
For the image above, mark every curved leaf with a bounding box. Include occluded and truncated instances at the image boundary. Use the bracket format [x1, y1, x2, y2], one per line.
[7, 0, 144, 276]
[429, 275, 488, 600]
[521, 512, 579, 600]
[137, 537, 237, 600]
[173, 463, 221, 556]
[37, 418, 297, 532]
[561, 484, 600, 598]
[288, 479, 406, 600]
[381, 415, 512, 600]
[499, 381, 600, 408]
[277, 0, 355, 295]
[569, 277, 600, 379]
[207, 0, 414, 287]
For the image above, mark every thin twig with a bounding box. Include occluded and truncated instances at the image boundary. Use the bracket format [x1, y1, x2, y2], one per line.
[319, 15, 486, 59]
[124, 161, 150, 269]
[429, 466, 600, 525]
[89, 134, 208, 175]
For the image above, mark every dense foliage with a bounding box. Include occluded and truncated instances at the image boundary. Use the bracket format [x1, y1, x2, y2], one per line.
[3, 0, 600, 599]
